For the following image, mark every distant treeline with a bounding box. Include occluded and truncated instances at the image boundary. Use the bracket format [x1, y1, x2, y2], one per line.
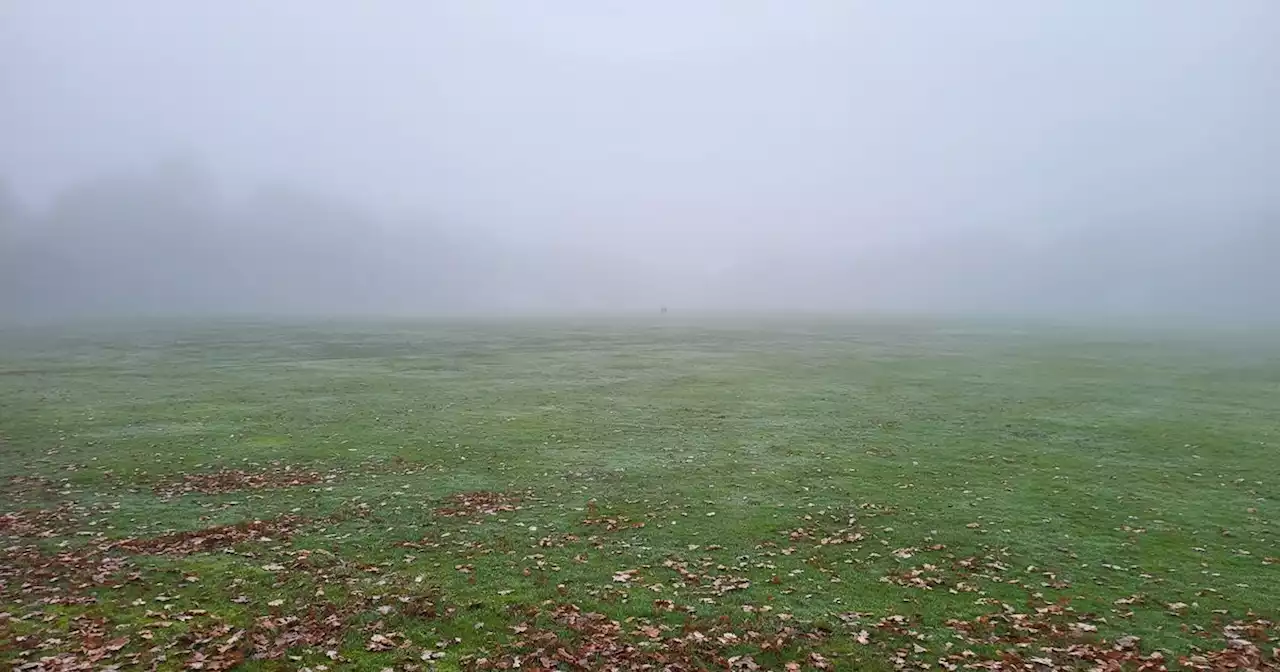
[1, 161, 1277, 321]
[0, 161, 636, 318]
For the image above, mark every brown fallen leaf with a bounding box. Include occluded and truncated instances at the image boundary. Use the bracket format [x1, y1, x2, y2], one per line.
[367, 634, 396, 651]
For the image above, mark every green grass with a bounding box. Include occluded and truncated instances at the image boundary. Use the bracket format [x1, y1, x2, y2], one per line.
[2, 317, 1278, 670]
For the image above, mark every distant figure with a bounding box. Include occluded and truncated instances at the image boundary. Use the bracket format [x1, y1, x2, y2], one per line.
[661, 306, 668, 315]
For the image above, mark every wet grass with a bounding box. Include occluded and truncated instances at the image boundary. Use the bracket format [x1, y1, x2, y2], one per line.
[1, 318, 1278, 670]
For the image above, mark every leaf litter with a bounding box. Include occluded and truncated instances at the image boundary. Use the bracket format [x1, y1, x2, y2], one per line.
[152, 464, 334, 499]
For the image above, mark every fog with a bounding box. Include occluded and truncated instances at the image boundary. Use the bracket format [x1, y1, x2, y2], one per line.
[2, 2, 1277, 321]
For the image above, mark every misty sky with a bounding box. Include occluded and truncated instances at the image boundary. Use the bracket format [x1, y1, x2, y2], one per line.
[2, 2, 1279, 317]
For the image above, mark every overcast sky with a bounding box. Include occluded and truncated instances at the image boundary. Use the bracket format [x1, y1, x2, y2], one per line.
[2, 1, 1278, 269]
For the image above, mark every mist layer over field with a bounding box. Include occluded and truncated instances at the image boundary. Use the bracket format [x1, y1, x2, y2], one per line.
[3, 2, 1278, 320]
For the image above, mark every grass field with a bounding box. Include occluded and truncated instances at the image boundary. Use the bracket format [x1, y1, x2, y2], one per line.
[2, 318, 1278, 670]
